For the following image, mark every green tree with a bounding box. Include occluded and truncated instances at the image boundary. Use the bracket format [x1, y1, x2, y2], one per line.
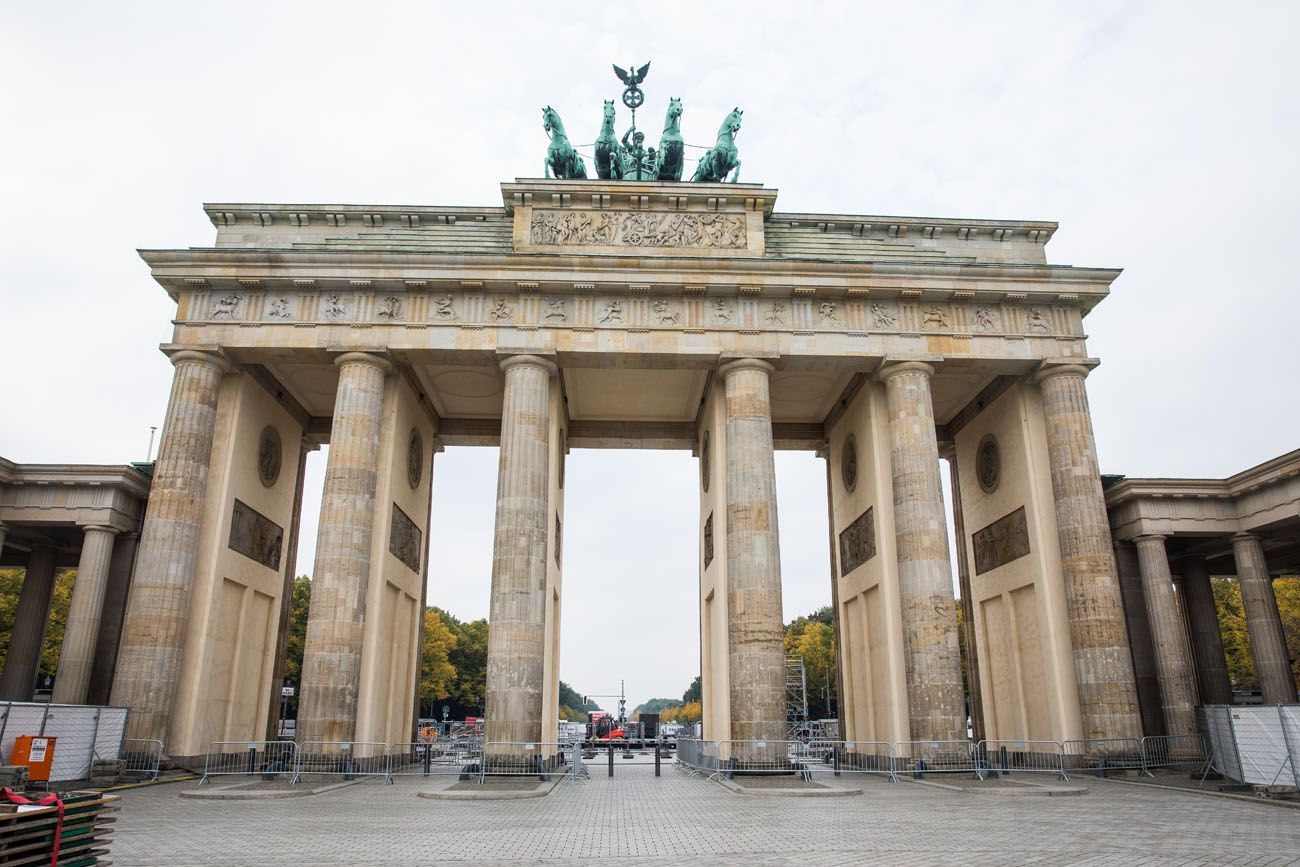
[281, 575, 311, 687]
[1212, 577, 1257, 690]
[1276, 577, 1300, 691]
[420, 608, 458, 703]
[682, 675, 701, 704]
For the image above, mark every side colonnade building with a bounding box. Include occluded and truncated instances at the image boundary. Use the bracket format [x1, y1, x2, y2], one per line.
[7, 175, 1281, 765]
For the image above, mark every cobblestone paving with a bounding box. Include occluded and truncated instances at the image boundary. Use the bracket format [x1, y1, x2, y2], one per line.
[111, 765, 1300, 866]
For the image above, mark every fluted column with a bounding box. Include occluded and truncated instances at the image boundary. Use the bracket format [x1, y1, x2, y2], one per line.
[52, 526, 119, 704]
[880, 361, 964, 742]
[1115, 542, 1165, 735]
[298, 352, 392, 745]
[1035, 363, 1141, 741]
[0, 547, 58, 700]
[1181, 555, 1232, 705]
[112, 350, 229, 742]
[946, 448, 985, 742]
[88, 531, 140, 706]
[484, 354, 556, 747]
[1134, 535, 1197, 737]
[720, 358, 787, 746]
[1232, 534, 1295, 704]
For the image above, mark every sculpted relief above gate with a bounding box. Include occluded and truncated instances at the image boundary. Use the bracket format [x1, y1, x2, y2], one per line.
[529, 209, 748, 249]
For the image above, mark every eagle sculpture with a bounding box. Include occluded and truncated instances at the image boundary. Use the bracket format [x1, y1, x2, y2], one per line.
[613, 61, 650, 87]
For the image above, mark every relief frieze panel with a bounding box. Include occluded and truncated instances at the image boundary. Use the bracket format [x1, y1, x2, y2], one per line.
[228, 499, 284, 570]
[389, 502, 422, 573]
[528, 209, 748, 249]
[971, 505, 1032, 575]
[838, 506, 876, 577]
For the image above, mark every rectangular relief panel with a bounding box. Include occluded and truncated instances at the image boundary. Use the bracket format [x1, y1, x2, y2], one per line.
[389, 503, 422, 573]
[228, 499, 284, 570]
[838, 507, 876, 576]
[972, 506, 1031, 575]
[704, 512, 714, 569]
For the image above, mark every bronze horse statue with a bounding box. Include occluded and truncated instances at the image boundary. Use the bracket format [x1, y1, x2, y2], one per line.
[543, 106, 587, 179]
[594, 100, 622, 180]
[691, 107, 742, 183]
[655, 97, 684, 181]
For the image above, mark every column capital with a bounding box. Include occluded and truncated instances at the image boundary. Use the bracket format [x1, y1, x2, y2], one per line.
[877, 358, 939, 381]
[498, 353, 557, 376]
[718, 357, 774, 378]
[169, 349, 231, 375]
[1231, 532, 1261, 544]
[79, 524, 120, 537]
[1033, 357, 1100, 385]
[1133, 533, 1168, 545]
[334, 351, 393, 375]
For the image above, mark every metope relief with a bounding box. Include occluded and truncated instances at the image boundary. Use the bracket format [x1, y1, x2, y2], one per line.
[432, 295, 456, 320]
[265, 297, 292, 320]
[653, 299, 680, 325]
[972, 506, 1031, 575]
[210, 293, 242, 319]
[972, 305, 998, 331]
[870, 303, 897, 328]
[1025, 307, 1052, 333]
[376, 295, 402, 320]
[543, 297, 567, 322]
[228, 499, 283, 570]
[389, 503, 422, 573]
[529, 209, 748, 249]
[921, 304, 950, 329]
[321, 293, 350, 320]
[838, 506, 876, 576]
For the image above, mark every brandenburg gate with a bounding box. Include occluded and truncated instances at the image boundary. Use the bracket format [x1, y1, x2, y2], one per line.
[108, 166, 1152, 762]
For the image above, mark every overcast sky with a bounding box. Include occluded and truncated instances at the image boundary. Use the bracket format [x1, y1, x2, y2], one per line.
[2, 2, 1297, 714]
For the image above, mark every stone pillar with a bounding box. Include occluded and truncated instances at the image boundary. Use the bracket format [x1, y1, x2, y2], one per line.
[0, 547, 57, 701]
[820, 447, 847, 728]
[298, 353, 392, 745]
[1134, 535, 1197, 737]
[52, 526, 119, 704]
[1232, 534, 1295, 704]
[87, 531, 140, 707]
[1115, 542, 1164, 736]
[945, 448, 985, 743]
[264, 438, 315, 741]
[1181, 555, 1233, 705]
[112, 349, 228, 742]
[719, 358, 787, 747]
[1035, 363, 1142, 741]
[484, 354, 556, 748]
[880, 361, 964, 742]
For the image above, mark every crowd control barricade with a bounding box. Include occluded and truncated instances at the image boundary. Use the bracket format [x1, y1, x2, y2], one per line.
[806, 740, 897, 782]
[1201, 704, 1299, 788]
[674, 738, 719, 777]
[478, 742, 573, 783]
[893, 740, 979, 779]
[974, 740, 1066, 780]
[0, 702, 130, 784]
[199, 740, 298, 784]
[711, 740, 807, 781]
[293, 741, 391, 784]
[120, 738, 164, 781]
[1139, 734, 1207, 775]
[388, 739, 484, 780]
[1061, 737, 1144, 779]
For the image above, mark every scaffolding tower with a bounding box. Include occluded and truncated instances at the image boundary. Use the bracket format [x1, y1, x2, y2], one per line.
[785, 656, 810, 741]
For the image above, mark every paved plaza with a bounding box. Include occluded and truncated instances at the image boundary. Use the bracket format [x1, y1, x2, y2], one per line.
[111, 765, 1300, 866]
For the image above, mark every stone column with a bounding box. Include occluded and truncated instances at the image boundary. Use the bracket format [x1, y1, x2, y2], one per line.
[87, 531, 140, 707]
[946, 448, 985, 742]
[0, 547, 58, 701]
[484, 354, 556, 748]
[1115, 542, 1165, 736]
[52, 526, 119, 704]
[1181, 555, 1233, 705]
[1134, 535, 1197, 737]
[264, 438, 314, 741]
[1035, 363, 1141, 741]
[111, 351, 229, 744]
[298, 353, 392, 745]
[879, 361, 964, 742]
[720, 358, 787, 748]
[1232, 534, 1295, 704]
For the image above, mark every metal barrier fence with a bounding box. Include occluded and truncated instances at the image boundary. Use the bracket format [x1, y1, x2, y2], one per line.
[1062, 737, 1144, 778]
[710, 740, 809, 780]
[674, 738, 719, 777]
[293, 741, 391, 784]
[1139, 735, 1206, 775]
[893, 740, 979, 779]
[974, 740, 1067, 780]
[0, 701, 129, 784]
[120, 738, 164, 781]
[1202, 704, 1300, 789]
[199, 740, 298, 784]
[388, 739, 483, 780]
[805, 740, 897, 782]
[478, 742, 574, 783]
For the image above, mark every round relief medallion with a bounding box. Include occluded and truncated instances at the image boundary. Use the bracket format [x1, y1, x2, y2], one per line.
[976, 434, 1001, 494]
[841, 435, 858, 492]
[700, 430, 711, 493]
[257, 425, 282, 488]
[407, 428, 423, 489]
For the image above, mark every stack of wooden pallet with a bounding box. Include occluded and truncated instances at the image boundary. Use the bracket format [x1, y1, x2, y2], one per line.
[0, 791, 120, 866]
